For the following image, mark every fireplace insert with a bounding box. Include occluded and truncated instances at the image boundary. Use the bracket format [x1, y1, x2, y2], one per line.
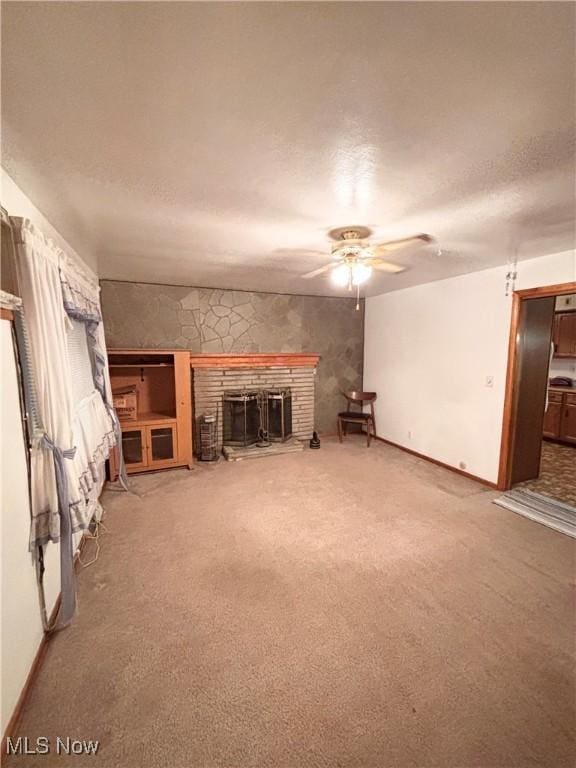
[222, 391, 260, 446]
[262, 389, 292, 442]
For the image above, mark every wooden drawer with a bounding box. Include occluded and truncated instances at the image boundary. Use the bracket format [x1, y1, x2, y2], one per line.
[565, 393, 576, 405]
[548, 391, 564, 403]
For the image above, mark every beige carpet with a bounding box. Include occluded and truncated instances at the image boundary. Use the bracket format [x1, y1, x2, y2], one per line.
[8, 440, 576, 767]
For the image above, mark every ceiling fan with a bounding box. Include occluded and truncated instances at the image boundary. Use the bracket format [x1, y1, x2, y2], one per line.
[302, 226, 434, 294]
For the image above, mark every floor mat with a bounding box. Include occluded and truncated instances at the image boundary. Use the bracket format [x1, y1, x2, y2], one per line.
[494, 488, 576, 538]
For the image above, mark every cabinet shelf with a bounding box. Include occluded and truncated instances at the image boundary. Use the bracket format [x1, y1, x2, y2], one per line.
[109, 363, 174, 368]
[119, 412, 176, 426]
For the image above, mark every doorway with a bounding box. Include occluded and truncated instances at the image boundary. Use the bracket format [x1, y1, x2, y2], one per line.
[498, 281, 576, 503]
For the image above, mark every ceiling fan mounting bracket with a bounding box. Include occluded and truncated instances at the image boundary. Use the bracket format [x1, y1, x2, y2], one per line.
[328, 225, 373, 242]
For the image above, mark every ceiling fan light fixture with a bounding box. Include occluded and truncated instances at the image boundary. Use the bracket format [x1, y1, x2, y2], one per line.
[331, 263, 351, 287]
[332, 242, 371, 259]
[351, 262, 372, 286]
[301, 225, 429, 283]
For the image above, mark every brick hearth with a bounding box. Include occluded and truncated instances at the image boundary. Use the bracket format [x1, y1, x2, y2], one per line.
[190, 353, 320, 453]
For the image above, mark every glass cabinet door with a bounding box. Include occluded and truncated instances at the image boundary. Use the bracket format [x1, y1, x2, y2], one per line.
[148, 425, 177, 463]
[122, 428, 146, 466]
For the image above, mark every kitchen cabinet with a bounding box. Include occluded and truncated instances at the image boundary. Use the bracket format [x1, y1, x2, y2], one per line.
[553, 312, 576, 358]
[544, 390, 576, 445]
[543, 400, 562, 439]
[561, 394, 576, 444]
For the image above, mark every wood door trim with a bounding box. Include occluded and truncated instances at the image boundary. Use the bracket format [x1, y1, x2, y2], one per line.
[514, 281, 576, 298]
[498, 292, 522, 490]
[0, 308, 14, 322]
[497, 280, 576, 490]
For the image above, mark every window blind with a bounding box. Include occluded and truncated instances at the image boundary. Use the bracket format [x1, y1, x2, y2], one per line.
[67, 319, 94, 405]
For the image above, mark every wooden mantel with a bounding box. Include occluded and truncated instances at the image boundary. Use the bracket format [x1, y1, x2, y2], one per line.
[189, 352, 321, 369]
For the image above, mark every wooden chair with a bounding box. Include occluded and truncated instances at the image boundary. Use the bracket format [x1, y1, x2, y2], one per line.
[337, 391, 377, 447]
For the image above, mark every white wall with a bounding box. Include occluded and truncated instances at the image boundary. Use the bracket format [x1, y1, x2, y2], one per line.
[364, 250, 576, 484]
[1, 168, 97, 274]
[555, 294, 576, 311]
[0, 169, 94, 734]
[0, 320, 47, 733]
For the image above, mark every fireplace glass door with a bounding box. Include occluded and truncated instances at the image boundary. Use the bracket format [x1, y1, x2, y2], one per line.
[223, 392, 260, 446]
[264, 390, 292, 441]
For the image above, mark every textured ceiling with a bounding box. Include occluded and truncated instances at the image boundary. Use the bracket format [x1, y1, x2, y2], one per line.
[1, 2, 575, 296]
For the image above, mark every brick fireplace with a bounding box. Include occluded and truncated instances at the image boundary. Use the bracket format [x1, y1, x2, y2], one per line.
[190, 353, 320, 454]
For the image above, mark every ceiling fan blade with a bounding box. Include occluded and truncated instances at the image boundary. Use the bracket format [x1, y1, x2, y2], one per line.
[301, 263, 335, 279]
[375, 233, 434, 253]
[369, 260, 407, 274]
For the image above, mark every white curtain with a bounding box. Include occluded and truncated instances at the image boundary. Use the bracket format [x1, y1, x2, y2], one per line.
[15, 223, 78, 537]
[12, 218, 117, 626]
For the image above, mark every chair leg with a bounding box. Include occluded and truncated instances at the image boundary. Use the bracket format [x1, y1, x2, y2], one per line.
[338, 417, 343, 443]
[367, 418, 371, 447]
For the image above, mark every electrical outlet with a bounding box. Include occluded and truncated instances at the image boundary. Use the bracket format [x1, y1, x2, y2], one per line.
[485, 376, 494, 388]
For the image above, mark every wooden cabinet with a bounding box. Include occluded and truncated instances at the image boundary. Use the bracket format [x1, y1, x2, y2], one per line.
[553, 312, 576, 358]
[543, 401, 562, 439]
[544, 390, 576, 445]
[561, 394, 576, 444]
[120, 421, 179, 470]
[121, 426, 147, 469]
[148, 424, 178, 464]
[108, 349, 192, 478]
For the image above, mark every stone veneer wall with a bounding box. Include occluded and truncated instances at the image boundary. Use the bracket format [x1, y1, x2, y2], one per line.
[193, 367, 315, 451]
[100, 280, 364, 434]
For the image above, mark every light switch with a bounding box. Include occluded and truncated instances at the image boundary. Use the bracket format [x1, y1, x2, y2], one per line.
[485, 376, 494, 387]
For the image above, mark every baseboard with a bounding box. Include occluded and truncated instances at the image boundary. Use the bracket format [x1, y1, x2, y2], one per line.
[1, 534, 89, 750]
[374, 436, 498, 489]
